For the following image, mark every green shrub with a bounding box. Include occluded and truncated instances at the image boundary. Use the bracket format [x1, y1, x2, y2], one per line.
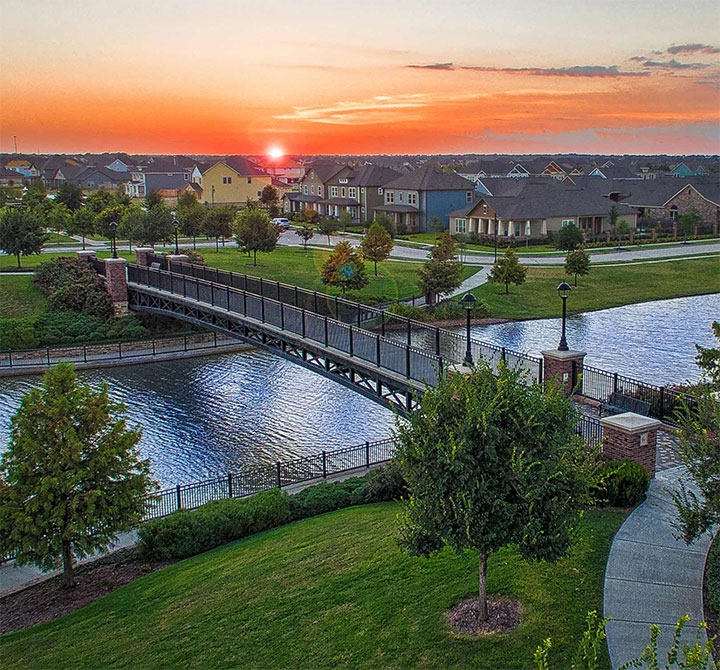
[137, 489, 291, 560]
[592, 459, 650, 507]
[35, 257, 113, 318]
[706, 532, 720, 617]
[0, 318, 39, 350]
[288, 481, 356, 520]
[390, 299, 490, 322]
[351, 461, 407, 503]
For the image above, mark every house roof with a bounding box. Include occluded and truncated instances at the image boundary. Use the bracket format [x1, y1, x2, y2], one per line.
[306, 163, 347, 183]
[348, 164, 402, 187]
[383, 165, 475, 191]
[285, 193, 322, 202]
[375, 204, 421, 213]
[203, 157, 267, 177]
[318, 197, 360, 206]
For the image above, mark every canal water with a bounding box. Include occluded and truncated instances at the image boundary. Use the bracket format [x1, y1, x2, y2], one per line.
[0, 294, 717, 487]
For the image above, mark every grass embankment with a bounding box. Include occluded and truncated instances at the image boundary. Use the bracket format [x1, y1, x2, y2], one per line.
[474, 256, 720, 319]
[0, 276, 48, 318]
[0, 250, 137, 270]
[0, 503, 627, 670]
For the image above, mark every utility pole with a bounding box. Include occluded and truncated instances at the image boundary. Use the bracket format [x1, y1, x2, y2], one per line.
[13, 136, 18, 153]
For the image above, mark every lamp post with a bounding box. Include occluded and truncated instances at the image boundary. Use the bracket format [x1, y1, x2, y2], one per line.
[108, 221, 118, 259]
[557, 282, 571, 351]
[494, 215, 498, 263]
[172, 211, 180, 254]
[461, 292, 477, 366]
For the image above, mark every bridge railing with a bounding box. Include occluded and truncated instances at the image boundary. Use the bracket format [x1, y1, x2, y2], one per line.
[164, 261, 542, 383]
[128, 264, 444, 389]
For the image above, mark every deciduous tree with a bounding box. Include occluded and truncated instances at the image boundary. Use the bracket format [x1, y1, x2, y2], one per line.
[488, 246, 528, 295]
[338, 209, 352, 233]
[554, 222, 584, 251]
[144, 189, 164, 209]
[54, 181, 84, 211]
[361, 222, 393, 275]
[119, 205, 149, 250]
[177, 202, 207, 249]
[46, 203, 72, 243]
[321, 240, 369, 297]
[141, 204, 174, 246]
[67, 207, 96, 250]
[0, 206, 47, 267]
[203, 205, 235, 251]
[417, 231, 463, 305]
[234, 207, 280, 265]
[316, 217, 338, 246]
[0, 363, 156, 587]
[396, 362, 592, 621]
[295, 224, 315, 251]
[564, 246, 591, 286]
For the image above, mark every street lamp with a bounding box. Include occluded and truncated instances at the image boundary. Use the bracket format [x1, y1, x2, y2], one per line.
[172, 211, 180, 254]
[108, 220, 118, 259]
[557, 282, 571, 351]
[461, 292, 477, 366]
[493, 215, 498, 263]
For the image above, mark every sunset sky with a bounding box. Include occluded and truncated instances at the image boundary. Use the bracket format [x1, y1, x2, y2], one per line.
[1, 0, 719, 155]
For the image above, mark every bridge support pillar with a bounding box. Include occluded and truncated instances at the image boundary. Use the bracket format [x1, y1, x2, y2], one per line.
[599, 412, 661, 477]
[135, 247, 154, 267]
[104, 257, 129, 316]
[77, 250, 97, 263]
[541, 349, 585, 398]
[166, 254, 190, 272]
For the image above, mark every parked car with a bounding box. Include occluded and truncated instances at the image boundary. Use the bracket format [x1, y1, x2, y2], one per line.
[271, 217, 291, 229]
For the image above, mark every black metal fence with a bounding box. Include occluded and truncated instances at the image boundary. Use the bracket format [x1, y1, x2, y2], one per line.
[89, 257, 106, 276]
[576, 415, 604, 449]
[0, 333, 238, 370]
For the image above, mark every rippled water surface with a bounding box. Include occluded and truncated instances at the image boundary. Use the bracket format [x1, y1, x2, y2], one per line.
[0, 294, 717, 486]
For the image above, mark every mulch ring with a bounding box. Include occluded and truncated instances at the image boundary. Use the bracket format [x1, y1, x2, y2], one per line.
[445, 596, 523, 636]
[0, 549, 175, 634]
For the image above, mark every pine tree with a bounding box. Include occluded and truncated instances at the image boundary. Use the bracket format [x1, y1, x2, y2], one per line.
[360, 222, 393, 275]
[564, 246, 591, 286]
[488, 247, 528, 295]
[0, 363, 156, 587]
[321, 240, 369, 297]
[417, 231, 463, 305]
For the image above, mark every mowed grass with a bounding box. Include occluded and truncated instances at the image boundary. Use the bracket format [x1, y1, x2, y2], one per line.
[474, 256, 720, 319]
[0, 276, 48, 318]
[0, 503, 627, 670]
[0, 250, 137, 269]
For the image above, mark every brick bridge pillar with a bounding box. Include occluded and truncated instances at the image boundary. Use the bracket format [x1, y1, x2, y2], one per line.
[166, 254, 190, 272]
[541, 349, 586, 398]
[599, 412, 661, 477]
[77, 250, 97, 263]
[104, 258, 128, 317]
[135, 247, 154, 267]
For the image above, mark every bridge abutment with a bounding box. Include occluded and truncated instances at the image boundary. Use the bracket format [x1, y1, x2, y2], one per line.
[104, 257, 129, 316]
[541, 349, 586, 398]
[135, 247, 155, 267]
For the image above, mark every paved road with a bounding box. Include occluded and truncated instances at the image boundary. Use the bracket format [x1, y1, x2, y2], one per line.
[25, 236, 720, 267]
[604, 463, 713, 668]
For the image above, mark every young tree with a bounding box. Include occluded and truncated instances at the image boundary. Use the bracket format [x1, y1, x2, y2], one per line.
[608, 204, 619, 239]
[260, 184, 279, 205]
[554, 222, 584, 251]
[234, 208, 280, 265]
[114, 186, 132, 207]
[695, 321, 720, 390]
[321, 240, 369, 297]
[94, 204, 127, 239]
[46, 203, 72, 242]
[141, 203, 174, 246]
[54, 181, 84, 211]
[204, 205, 235, 251]
[316, 217, 338, 246]
[338, 209, 353, 233]
[295, 224, 315, 251]
[300, 207, 319, 224]
[396, 362, 592, 622]
[678, 212, 700, 242]
[417, 231, 463, 305]
[178, 202, 207, 249]
[375, 212, 395, 238]
[428, 216, 445, 233]
[615, 219, 630, 243]
[0, 206, 47, 267]
[144, 189, 164, 209]
[22, 182, 48, 211]
[564, 246, 591, 286]
[67, 207, 96, 250]
[0, 363, 155, 587]
[119, 204, 149, 251]
[360, 222, 393, 275]
[86, 189, 114, 214]
[488, 246, 528, 295]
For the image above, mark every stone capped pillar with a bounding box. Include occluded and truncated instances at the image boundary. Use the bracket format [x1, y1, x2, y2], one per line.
[672, 222, 678, 239]
[605, 231, 611, 244]
[599, 412, 662, 477]
[166, 254, 190, 272]
[541, 349, 586, 397]
[135, 247, 155, 267]
[651, 229, 657, 242]
[447, 362, 473, 378]
[104, 257, 128, 316]
[77, 250, 97, 263]
[713, 222, 718, 236]
[628, 230, 634, 244]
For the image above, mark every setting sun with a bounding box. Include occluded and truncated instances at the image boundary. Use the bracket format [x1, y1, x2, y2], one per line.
[268, 146, 284, 158]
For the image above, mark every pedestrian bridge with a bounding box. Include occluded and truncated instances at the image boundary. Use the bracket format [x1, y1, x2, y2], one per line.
[126, 260, 542, 413]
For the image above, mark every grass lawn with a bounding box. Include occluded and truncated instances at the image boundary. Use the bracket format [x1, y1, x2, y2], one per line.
[0, 276, 48, 318]
[0, 503, 627, 670]
[474, 256, 720, 319]
[0, 250, 137, 270]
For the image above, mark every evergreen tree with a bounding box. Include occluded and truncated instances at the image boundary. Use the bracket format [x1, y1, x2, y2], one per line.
[0, 206, 47, 267]
[417, 231, 463, 305]
[396, 362, 592, 622]
[608, 204, 619, 238]
[260, 184, 279, 205]
[554, 222, 584, 251]
[488, 246, 528, 294]
[144, 189, 164, 209]
[54, 181, 84, 211]
[234, 207, 280, 265]
[321, 240, 369, 297]
[361, 222, 393, 275]
[564, 246, 591, 286]
[0, 363, 156, 587]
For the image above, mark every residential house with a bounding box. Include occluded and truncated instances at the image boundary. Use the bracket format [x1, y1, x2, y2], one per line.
[255, 155, 306, 184]
[41, 156, 83, 188]
[667, 162, 710, 178]
[3, 157, 42, 179]
[193, 157, 273, 206]
[0, 167, 24, 186]
[348, 164, 402, 222]
[448, 178, 637, 240]
[375, 165, 476, 232]
[284, 162, 345, 215]
[73, 166, 127, 190]
[125, 157, 193, 199]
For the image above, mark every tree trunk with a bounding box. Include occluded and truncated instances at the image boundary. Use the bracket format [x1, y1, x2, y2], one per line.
[16, 253, 21, 268]
[253, 249, 257, 266]
[374, 260, 378, 276]
[82, 234, 86, 250]
[215, 237, 219, 252]
[505, 282, 509, 295]
[62, 540, 75, 588]
[478, 552, 489, 621]
[193, 236, 196, 250]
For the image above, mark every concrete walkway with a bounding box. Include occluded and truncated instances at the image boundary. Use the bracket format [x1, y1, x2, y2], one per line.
[448, 266, 490, 298]
[604, 463, 714, 668]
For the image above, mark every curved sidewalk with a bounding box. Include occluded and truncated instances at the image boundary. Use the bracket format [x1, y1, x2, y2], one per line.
[604, 463, 714, 668]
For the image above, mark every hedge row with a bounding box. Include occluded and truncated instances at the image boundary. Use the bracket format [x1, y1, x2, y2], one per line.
[137, 463, 406, 561]
[591, 459, 650, 507]
[390, 299, 490, 322]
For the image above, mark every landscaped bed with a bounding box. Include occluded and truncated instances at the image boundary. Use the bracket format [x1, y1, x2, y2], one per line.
[0, 503, 628, 670]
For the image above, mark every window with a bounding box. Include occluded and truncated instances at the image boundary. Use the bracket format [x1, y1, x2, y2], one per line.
[184, 174, 189, 180]
[247, 177, 252, 184]
[310, 185, 314, 195]
[561, 219, 575, 227]
[455, 218, 467, 234]
[349, 187, 356, 198]
[482, 204, 487, 215]
[466, 191, 473, 203]
[257, 190, 262, 197]
[222, 176, 232, 184]
[387, 191, 395, 203]
[303, 185, 308, 194]
[408, 192, 417, 205]
[399, 192, 404, 203]
[331, 186, 339, 197]
[341, 187, 346, 197]
[378, 188, 383, 195]
[318, 186, 323, 197]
